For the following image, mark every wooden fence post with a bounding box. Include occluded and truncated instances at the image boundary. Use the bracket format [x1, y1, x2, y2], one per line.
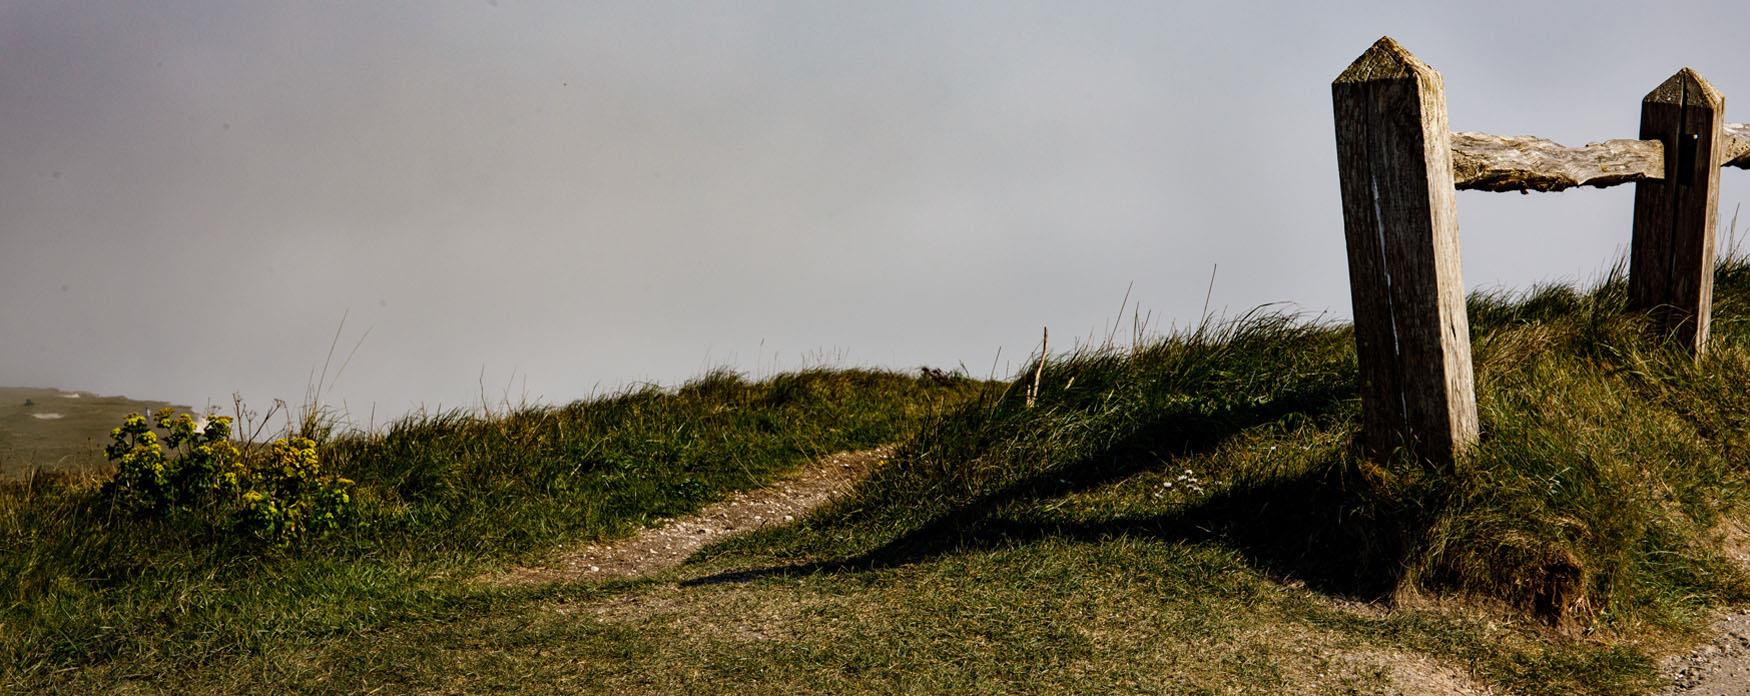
[1332, 37, 1478, 467]
[1629, 69, 1725, 355]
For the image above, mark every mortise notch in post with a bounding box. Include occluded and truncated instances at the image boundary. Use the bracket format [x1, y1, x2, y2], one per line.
[1629, 69, 1724, 355]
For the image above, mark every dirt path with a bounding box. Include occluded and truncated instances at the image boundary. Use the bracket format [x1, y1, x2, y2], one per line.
[491, 447, 888, 586]
[1660, 611, 1750, 695]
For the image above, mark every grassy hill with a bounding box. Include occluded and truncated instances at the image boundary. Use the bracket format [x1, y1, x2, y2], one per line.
[11, 262, 1750, 692]
[0, 387, 188, 479]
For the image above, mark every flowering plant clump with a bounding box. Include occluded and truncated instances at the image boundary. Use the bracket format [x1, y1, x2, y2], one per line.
[104, 412, 173, 510]
[166, 410, 247, 504]
[105, 409, 243, 511]
[102, 409, 355, 545]
[234, 435, 356, 543]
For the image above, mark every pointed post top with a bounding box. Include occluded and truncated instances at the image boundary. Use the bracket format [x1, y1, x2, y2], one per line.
[1335, 36, 1438, 84]
[1644, 67, 1724, 108]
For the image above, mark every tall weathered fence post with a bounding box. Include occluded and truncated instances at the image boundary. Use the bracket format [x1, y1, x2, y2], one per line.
[1332, 37, 1479, 467]
[1629, 69, 1725, 355]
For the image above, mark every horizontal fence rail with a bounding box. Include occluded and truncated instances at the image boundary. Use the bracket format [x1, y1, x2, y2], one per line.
[1452, 124, 1750, 192]
[1731, 123, 1750, 167]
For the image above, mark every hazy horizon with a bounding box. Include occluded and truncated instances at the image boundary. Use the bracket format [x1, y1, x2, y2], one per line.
[6, 1, 1750, 422]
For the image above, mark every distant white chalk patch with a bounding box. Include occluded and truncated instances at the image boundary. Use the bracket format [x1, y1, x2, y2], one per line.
[32, 413, 64, 420]
[58, 393, 81, 398]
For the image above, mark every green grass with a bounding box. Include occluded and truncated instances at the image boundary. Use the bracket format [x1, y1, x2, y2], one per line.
[12, 261, 1750, 693]
[0, 368, 983, 690]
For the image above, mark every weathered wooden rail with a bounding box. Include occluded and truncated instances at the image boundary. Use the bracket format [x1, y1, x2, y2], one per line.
[1452, 124, 1750, 193]
[1333, 37, 1745, 467]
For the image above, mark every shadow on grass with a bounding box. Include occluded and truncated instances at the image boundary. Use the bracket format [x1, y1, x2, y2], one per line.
[684, 379, 1411, 600]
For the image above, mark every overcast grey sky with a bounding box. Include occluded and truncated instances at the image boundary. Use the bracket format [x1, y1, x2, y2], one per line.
[4, 1, 1749, 419]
